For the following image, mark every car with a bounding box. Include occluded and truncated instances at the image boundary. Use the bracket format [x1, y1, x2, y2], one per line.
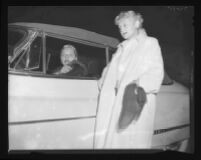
[8, 22, 190, 151]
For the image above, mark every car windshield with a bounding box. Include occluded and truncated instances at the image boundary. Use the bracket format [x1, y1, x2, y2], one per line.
[8, 27, 27, 61]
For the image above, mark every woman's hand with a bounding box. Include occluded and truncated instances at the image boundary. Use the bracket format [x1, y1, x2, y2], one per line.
[60, 65, 72, 73]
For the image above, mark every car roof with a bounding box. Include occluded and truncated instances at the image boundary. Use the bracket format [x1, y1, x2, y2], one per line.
[9, 22, 119, 48]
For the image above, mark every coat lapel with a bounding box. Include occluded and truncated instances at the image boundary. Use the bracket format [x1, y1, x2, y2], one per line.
[117, 30, 148, 89]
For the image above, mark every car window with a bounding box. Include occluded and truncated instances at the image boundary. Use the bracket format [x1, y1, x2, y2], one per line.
[8, 28, 27, 60]
[10, 36, 43, 72]
[46, 35, 106, 79]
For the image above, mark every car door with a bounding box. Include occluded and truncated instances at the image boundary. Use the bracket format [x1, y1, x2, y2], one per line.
[8, 31, 107, 149]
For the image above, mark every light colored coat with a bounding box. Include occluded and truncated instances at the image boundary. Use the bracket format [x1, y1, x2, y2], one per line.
[94, 29, 164, 149]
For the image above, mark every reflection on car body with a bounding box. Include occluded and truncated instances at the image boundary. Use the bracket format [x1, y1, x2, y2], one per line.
[8, 23, 190, 151]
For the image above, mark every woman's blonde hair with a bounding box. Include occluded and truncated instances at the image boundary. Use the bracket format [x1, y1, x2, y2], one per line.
[114, 10, 144, 28]
[61, 44, 78, 60]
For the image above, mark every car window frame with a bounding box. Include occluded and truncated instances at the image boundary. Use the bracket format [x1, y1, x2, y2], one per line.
[43, 32, 112, 80]
[9, 31, 43, 73]
[8, 27, 28, 52]
[8, 27, 118, 80]
[8, 27, 29, 63]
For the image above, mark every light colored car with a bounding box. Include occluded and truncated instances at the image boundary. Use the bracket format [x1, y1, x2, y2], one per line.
[8, 22, 190, 151]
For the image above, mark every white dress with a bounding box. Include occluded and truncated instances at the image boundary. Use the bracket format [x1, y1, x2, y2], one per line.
[95, 29, 164, 149]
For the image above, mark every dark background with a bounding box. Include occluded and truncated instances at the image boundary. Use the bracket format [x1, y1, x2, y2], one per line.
[8, 6, 194, 88]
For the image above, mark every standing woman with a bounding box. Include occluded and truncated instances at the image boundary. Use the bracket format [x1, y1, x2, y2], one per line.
[94, 10, 164, 149]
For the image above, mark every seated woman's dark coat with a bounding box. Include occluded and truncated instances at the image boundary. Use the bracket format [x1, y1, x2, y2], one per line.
[53, 61, 88, 77]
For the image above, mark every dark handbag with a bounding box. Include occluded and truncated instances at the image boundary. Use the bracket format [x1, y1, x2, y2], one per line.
[118, 83, 147, 130]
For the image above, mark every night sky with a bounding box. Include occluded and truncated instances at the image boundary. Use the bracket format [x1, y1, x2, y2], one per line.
[8, 6, 194, 47]
[8, 6, 194, 87]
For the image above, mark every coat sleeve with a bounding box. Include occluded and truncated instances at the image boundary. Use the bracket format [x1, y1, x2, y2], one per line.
[98, 63, 110, 90]
[138, 38, 164, 94]
[98, 45, 122, 90]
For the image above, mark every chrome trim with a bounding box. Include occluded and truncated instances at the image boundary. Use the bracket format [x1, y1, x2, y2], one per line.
[8, 71, 98, 80]
[9, 115, 96, 125]
[153, 124, 190, 135]
[42, 32, 46, 74]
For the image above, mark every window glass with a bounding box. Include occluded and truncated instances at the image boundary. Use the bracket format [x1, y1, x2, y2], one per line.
[8, 28, 27, 61]
[28, 36, 42, 70]
[11, 36, 43, 72]
[9, 49, 26, 70]
[46, 36, 106, 79]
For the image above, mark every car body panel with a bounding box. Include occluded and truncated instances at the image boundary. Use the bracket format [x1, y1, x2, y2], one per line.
[9, 74, 98, 122]
[155, 81, 189, 129]
[9, 119, 95, 149]
[9, 73, 98, 149]
[152, 81, 190, 147]
[152, 126, 190, 147]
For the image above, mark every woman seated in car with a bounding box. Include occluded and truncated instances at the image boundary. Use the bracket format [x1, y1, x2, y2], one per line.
[53, 44, 88, 76]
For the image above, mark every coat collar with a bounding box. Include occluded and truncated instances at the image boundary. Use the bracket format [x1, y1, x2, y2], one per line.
[135, 28, 147, 43]
[119, 28, 147, 48]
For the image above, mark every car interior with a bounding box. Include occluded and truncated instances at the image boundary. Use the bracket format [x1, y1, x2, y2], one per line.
[45, 36, 106, 78]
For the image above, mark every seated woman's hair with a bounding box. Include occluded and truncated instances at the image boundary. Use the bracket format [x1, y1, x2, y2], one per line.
[61, 44, 78, 61]
[114, 10, 144, 28]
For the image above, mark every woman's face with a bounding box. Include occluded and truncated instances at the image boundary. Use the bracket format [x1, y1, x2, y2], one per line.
[60, 48, 76, 65]
[118, 17, 139, 40]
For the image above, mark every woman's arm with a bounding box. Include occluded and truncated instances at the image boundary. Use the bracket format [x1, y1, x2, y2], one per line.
[138, 39, 164, 94]
[97, 64, 110, 91]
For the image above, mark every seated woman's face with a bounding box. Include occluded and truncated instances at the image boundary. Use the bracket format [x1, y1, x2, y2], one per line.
[60, 48, 76, 66]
